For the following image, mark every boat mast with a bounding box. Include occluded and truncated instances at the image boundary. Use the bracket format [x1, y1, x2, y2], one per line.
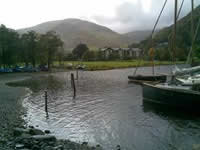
[172, 0, 178, 63]
[191, 0, 194, 64]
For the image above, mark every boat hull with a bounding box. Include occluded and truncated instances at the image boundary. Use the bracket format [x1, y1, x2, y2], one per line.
[142, 83, 200, 108]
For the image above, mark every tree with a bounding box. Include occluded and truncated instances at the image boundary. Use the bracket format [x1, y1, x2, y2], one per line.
[72, 43, 89, 59]
[39, 31, 63, 69]
[82, 50, 96, 61]
[19, 31, 39, 67]
[109, 52, 120, 60]
[56, 47, 65, 66]
[0, 25, 20, 68]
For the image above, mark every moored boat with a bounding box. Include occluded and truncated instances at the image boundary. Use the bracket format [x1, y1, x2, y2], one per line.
[176, 75, 200, 85]
[128, 74, 167, 83]
[141, 0, 200, 109]
[142, 82, 200, 108]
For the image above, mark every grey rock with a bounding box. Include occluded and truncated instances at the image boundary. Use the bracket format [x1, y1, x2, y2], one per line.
[44, 130, 51, 134]
[32, 145, 40, 150]
[44, 146, 54, 150]
[96, 145, 103, 150]
[54, 145, 64, 150]
[33, 140, 40, 144]
[82, 142, 88, 145]
[29, 128, 45, 135]
[116, 145, 121, 150]
[7, 141, 13, 146]
[21, 133, 31, 138]
[41, 142, 48, 148]
[14, 128, 30, 136]
[0, 137, 6, 144]
[48, 141, 55, 146]
[15, 143, 25, 149]
[32, 135, 56, 142]
[28, 125, 34, 129]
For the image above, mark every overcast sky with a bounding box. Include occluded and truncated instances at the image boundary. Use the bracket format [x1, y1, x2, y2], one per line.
[0, 0, 199, 33]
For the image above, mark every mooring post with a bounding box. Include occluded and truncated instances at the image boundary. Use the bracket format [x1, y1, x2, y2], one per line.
[76, 69, 79, 80]
[71, 73, 76, 98]
[44, 90, 48, 113]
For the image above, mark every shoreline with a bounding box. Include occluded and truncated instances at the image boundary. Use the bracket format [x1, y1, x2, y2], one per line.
[54, 60, 182, 71]
[0, 61, 183, 74]
[0, 73, 106, 150]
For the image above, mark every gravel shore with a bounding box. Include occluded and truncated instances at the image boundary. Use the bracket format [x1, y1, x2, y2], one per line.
[0, 74, 29, 149]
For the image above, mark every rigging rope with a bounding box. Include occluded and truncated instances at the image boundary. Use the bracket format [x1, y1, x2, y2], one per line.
[151, 0, 168, 41]
[177, 0, 185, 20]
[134, 0, 168, 76]
[167, 0, 185, 62]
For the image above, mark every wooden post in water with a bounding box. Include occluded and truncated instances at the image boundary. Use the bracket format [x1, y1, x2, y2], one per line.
[44, 91, 48, 113]
[76, 69, 79, 80]
[71, 73, 76, 98]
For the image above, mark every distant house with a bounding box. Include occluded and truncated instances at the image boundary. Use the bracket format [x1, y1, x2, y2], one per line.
[99, 47, 142, 59]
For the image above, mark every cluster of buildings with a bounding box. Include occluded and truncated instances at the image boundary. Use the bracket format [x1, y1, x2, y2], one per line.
[99, 47, 142, 60]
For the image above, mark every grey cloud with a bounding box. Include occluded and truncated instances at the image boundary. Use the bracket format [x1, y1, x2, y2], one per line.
[93, 0, 200, 33]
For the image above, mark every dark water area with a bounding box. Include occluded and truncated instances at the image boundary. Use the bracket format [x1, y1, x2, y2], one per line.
[7, 66, 200, 150]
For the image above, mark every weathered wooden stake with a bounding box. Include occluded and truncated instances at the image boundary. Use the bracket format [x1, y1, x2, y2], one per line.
[44, 91, 48, 113]
[71, 73, 76, 98]
[76, 69, 79, 80]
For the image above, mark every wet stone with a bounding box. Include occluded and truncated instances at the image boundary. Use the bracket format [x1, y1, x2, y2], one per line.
[82, 142, 88, 145]
[54, 145, 64, 150]
[44, 130, 51, 134]
[0, 137, 7, 144]
[41, 142, 48, 148]
[32, 145, 40, 150]
[96, 145, 103, 150]
[14, 128, 30, 136]
[48, 141, 55, 146]
[7, 141, 13, 146]
[116, 145, 121, 150]
[32, 135, 56, 142]
[43, 146, 54, 150]
[28, 125, 34, 129]
[29, 128, 45, 135]
[21, 133, 31, 138]
[15, 143, 25, 149]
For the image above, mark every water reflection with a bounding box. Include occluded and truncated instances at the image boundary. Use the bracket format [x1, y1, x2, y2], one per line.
[7, 66, 200, 150]
[142, 102, 200, 150]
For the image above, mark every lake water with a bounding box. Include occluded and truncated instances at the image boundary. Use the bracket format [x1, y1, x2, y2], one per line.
[12, 66, 200, 150]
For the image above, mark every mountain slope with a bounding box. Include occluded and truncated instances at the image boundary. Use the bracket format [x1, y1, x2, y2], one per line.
[19, 19, 128, 50]
[123, 30, 156, 43]
[153, 5, 200, 48]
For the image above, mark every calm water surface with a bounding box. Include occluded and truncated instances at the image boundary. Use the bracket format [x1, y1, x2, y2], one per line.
[16, 66, 200, 150]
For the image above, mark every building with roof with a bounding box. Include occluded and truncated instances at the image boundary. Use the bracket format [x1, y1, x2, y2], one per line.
[99, 47, 142, 60]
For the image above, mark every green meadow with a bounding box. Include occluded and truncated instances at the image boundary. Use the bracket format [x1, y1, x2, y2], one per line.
[54, 60, 182, 71]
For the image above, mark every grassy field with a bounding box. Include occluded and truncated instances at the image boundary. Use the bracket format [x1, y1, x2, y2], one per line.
[54, 60, 183, 71]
